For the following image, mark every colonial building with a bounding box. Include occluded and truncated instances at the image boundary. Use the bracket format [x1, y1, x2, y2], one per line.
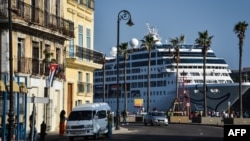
[1, 1, 103, 139]
[63, 0, 102, 119]
[0, 0, 74, 139]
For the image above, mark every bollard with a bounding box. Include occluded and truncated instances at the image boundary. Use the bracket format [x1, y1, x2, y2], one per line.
[40, 121, 46, 141]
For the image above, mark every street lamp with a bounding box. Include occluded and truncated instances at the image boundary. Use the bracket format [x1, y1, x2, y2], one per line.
[7, 0, 15, 140]
[116, 10, 134, 130]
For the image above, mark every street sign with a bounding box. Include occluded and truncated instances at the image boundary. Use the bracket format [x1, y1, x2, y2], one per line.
[28, 97, 49, 104]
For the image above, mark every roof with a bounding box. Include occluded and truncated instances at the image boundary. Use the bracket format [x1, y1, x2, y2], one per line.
[72, 102, 111, 111]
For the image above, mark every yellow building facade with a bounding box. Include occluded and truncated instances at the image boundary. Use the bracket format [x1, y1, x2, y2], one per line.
[63, 0, 102, 116]
[0, 0, 74, 136]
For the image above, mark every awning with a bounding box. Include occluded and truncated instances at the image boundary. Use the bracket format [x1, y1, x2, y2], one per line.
[19, 82, 28, 93]
[0, 80, 5, 91]
[7, 81, 20, 92]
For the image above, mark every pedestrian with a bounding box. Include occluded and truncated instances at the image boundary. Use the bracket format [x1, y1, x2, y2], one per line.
[59, 110, 66, 136]
[107, 110, 113, 139]
[122, 109, 128, 125]
[27, 112, 37, 141]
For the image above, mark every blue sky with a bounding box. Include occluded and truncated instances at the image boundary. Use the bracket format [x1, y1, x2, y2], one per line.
[94, 0, 250, 70]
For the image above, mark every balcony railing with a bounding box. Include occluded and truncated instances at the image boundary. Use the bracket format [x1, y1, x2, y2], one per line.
[67, 45, 104, 65]
[0, 0, 74, 37]
[71, 0, 95, 10]
[13, 57, 64, 79]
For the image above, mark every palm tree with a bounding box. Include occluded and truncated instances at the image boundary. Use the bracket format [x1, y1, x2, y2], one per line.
[195, 30, 213, 117]
[119, 42, 129, 112]
[141, 34, 158, 112]
[234, 21, 248, 118]
[169, 35, 185, 112]
[102, 54, 106, 102]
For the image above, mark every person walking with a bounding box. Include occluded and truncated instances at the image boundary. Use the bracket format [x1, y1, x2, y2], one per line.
[107, 110, 113, 139]
[27, 112, 37, 141]
[59, 110, 66, 136]
[122, 109, 128, 125]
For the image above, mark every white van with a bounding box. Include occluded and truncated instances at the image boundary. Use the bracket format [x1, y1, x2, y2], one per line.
[65, 102, 113, 140]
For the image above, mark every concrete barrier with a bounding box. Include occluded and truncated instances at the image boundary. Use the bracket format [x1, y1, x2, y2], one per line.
[201, 117, 223, 126]
[116, 115, 250, 126]
[170, 116, 190, 123]
[224, 118, 250, 125]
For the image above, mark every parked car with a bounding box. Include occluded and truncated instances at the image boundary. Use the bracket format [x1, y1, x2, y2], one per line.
[144, 111, 168, 126]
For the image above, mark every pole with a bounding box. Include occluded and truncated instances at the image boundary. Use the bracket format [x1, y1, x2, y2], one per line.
[7, 0, 15, 140]
[116, 14, 120, 130]
[103, 55, 106, 102]
[115, 9, 134, 130]
[31, 95, 36, 141]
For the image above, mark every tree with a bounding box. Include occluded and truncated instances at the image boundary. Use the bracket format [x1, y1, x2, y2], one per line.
[195, 30, 213, 117]
[234, 21, 248, 118]
[119, 42, 129, 112]
[169, 35, 185, 111]
[141, 34, 158, 112]
[102, 54, 106, 102]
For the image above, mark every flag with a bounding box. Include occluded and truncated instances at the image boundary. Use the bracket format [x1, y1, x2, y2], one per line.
[46, 63, 58, 87]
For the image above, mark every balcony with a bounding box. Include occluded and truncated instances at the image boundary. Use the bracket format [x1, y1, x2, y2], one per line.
[70, 0, 95, 10]
[13, 57, 65, 79]
[66, 45, 103, 69]
[0, 0, 74, 38]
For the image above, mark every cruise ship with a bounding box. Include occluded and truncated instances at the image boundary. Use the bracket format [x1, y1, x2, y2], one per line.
[93, 24, 250, 114]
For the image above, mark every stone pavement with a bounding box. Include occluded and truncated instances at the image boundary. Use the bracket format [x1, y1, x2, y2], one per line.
[43, 126, 130, 141]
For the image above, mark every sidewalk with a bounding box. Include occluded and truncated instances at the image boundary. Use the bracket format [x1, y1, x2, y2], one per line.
[44, 126, 130, 141]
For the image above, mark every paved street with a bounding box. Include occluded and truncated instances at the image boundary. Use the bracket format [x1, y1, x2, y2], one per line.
[43, 126, 132, 141]
[42, 123, 223, 141]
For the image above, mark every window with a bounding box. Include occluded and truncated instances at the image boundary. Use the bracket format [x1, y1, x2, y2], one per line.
[86, 73, 90, 92]
[86, 28, 91, 61]
[78, 71, 82, 81]
[86, 28, 91, 49]
[56, 48, 61, 63]
[96, 110, 107, 119]
[68, 110, 93, 121]
[69, 39, 74, 57]
[78, 25, 83, 47]
[78, 0, 84, 4]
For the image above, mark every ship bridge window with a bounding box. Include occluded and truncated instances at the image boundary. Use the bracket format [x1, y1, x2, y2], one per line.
[180, 72, 187, 76]
[190, 72, 200, 76]
[194, 80, 203, 83]
[207, 73, 213, 76]
[226, 80, 233, 83]
[152, 74, 157, 78]
[215, 73, 221, 76]
[206, 80, 217, 83]
[183, 79, 191, 83]
[222, 73, 229, 76]
[132, 75, 137, 80]
[138, 82, 143, 88]
[138, 75, 143, 79]
[218, 80, 225, 83]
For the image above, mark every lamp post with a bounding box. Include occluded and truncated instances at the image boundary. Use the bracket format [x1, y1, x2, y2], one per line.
[116, 10, 134, 130]
[103, 54, 106, 102]
[228, 101, 231, 116]
[8, 0, 15, 140]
